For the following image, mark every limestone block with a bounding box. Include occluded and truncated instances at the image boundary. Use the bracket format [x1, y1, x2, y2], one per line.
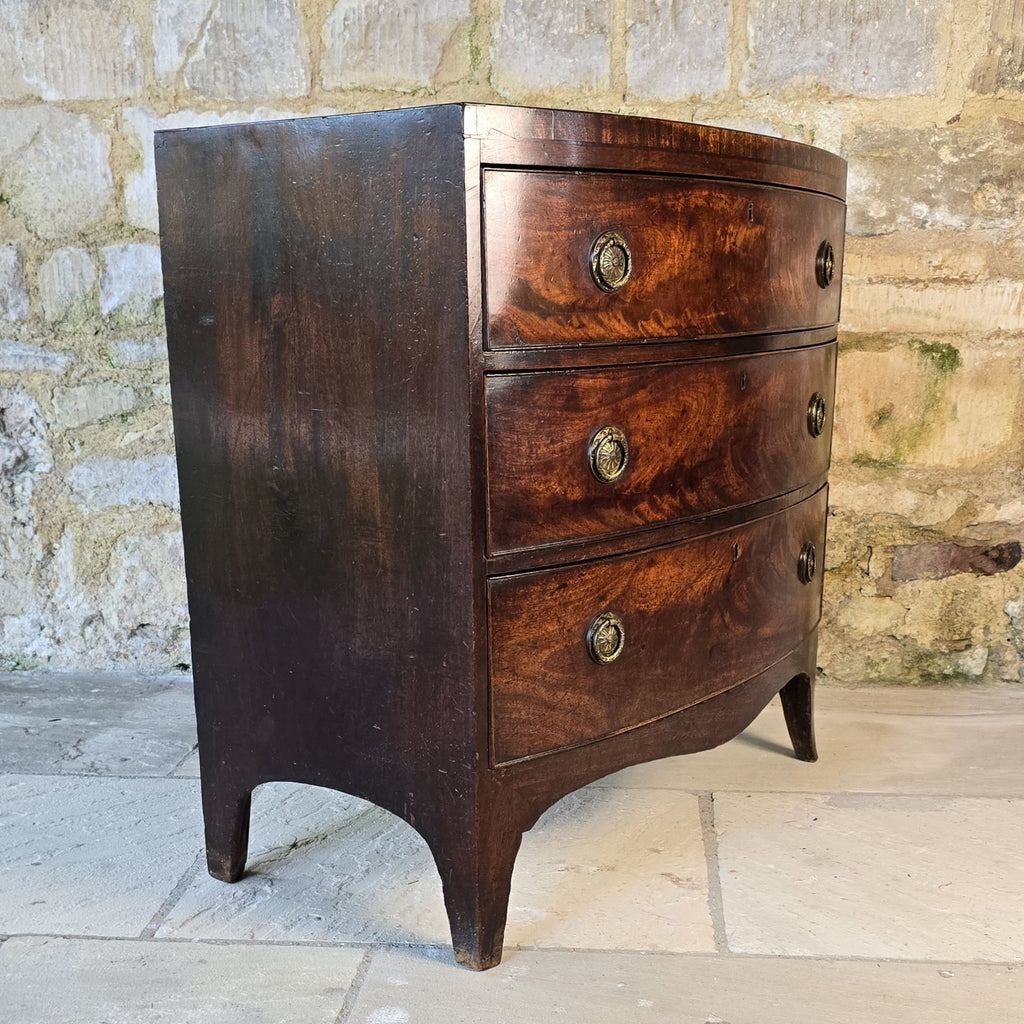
[0, 107, 113, 240]
[833, 345, 942, 467]
[742, 0, 946, 97]
[0, 0, 143, 100]
[842, 278, 1024, 335]
[0, 389, 51, 501]
[52, 384, 141, 430]
[847, 120, 1024, 236]
[99, 244, 163, 321]
[155, 0, 311, 100]
[842, 232, 993, 284]
[0, 340, 74, 375]
[898, 576, 1014, 649]
[492, 0, 611, 95]
[972, 1, 1024, 93]
[0, 247, 29, 322]
[834, 342, 1018, 469]
[68, 456, 179, 509]
[626, 0, 731, 100]
[1007, 598, 1024, 682]
[108, 338, 168, 368]
[828, 474, 968, 525]
[99, 532, 189, 661]
[153, 0, 210, 84]
[37, 248, 97, 324]
[322, 0, 471, 90]
[834, 594, 908, 637]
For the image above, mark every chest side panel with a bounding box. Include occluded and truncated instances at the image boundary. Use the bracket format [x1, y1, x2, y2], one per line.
[157, 108, 477, 800]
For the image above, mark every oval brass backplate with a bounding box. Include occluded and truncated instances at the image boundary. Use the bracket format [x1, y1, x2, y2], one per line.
[816, 240, 836, 289]
[588, 425, 629, 483]
[799, 543, 817, 584]
[807, 392, 827, 437]
[587, 611, 626, 665]
[590, 231, 632, 292]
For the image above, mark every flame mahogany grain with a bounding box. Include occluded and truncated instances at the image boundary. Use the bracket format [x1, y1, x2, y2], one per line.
[486, 342, 836, 552]
[156, 103, 845, 970]
[483, 170, 845, 348]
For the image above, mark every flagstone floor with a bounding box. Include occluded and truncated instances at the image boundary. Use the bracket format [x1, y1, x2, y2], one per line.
[2, 671, 1022, 1023]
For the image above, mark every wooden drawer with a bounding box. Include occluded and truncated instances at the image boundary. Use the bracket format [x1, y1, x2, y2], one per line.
[483, 170, 845, 348]
[486, 342, 835, 553]
[489, 487, 827, 765]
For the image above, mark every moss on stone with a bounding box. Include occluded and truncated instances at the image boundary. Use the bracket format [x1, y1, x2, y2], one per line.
[910, 338, 963, 376]
[860, 338, 964, 466]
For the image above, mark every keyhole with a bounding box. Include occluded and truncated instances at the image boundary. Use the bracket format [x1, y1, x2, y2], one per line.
[733, 542, 740, 562]
[748, 202, 754, 223]
[740, 372, 748, 391]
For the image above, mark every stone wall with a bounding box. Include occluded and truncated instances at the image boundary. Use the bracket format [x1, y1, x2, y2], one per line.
[0, 0, 1021, 683]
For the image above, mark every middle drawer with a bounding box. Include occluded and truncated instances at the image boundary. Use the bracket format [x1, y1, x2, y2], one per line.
[485, 342, 835, 553]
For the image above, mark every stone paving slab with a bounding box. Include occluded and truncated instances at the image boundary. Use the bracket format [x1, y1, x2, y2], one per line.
[0, 672, 196, 776]
[596, 688, 1024, 796]
[715, 792, 1024, 961]
[0, 936, 363, 1024]
[157, 782, 715, 953]
[173, 748, 200, 778]
[348, 948, 1024, 1024]
[0, 775, 201, 936]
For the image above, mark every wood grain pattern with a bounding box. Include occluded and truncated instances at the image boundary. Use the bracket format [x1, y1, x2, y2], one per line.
[486, 342, 836, 552]
[156, 104, 486, 921]
[489, 487, 828, 764]
[466, 105, 848, 199]
[484, 170, 845, 348]
[156, 104, 844, 970]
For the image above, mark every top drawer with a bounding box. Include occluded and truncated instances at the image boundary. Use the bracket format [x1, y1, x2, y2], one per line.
[483, 170, 845, 349]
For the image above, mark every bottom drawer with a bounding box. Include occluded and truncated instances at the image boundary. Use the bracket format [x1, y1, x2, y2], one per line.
[488, 488, 827, 765]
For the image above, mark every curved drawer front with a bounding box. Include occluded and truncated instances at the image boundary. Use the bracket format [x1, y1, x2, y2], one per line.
[489, 487, 827, 765]
[486, 342, 835, 553]
[483, 170, 845, 348]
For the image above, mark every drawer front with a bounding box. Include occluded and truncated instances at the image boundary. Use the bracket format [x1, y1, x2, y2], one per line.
[483, 170, 845, 348]
[489, 487, 827, 765]
[486, 342, 835, 553]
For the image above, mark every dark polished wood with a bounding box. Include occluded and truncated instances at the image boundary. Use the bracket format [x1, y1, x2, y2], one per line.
[465, 105, 848, 199]
[486, 342, 836, 552]
[156, 103, 845, 970]
[489, 487, 827, 764]
[484, 171, 845, 347]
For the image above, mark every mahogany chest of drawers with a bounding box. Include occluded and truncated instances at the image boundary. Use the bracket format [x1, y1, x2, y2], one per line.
[156, 104, 846, 969]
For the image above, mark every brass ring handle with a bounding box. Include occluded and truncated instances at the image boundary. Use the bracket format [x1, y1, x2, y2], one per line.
[589, 425, 629, 483]
[587, 611, 626, 665]
[799, 543, 817, 584]
[816, 240, 836, 289]
[807, 392, 827, 437]
[590, 231, 632, 292]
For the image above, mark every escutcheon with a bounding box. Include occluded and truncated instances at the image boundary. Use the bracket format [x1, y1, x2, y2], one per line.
[587, 611, 626, 664]
[590, 230, 632, 292]
[799, 543, 817, 584]
[807, 392, 827, 437]
[588, 425, 630, 483]
[816, 240, 835, 289]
